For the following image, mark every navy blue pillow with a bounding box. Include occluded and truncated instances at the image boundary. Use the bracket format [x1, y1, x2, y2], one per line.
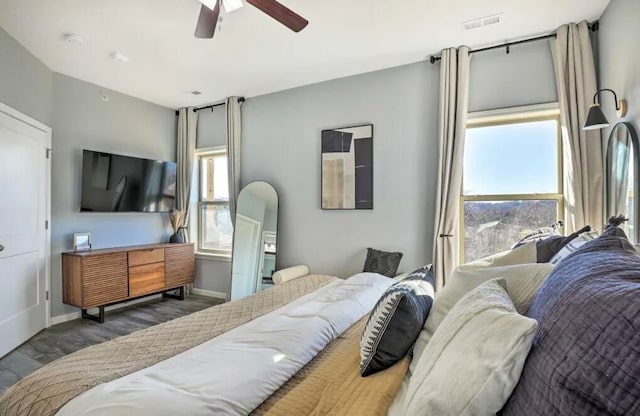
[502, 227, 640, 415]
[360, 266, 435, 377]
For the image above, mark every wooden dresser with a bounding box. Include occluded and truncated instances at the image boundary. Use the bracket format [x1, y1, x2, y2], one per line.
[62, 243, 195, 323]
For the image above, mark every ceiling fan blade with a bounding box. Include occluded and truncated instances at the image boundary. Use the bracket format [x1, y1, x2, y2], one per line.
[194, 2, 220, 39]
[246, 0, 308, 32]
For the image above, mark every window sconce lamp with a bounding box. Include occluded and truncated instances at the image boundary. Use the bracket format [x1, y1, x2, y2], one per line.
[583, 88, 628, 130]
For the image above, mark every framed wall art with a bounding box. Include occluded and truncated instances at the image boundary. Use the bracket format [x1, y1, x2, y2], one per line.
[321, 124, 373, 210]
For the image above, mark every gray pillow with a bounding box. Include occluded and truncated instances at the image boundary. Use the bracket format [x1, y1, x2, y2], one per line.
[360, 266, 434, 376]
[363, 248, 403, 277]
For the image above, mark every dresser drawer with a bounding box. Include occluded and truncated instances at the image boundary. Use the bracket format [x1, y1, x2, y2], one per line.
[128, 248, 165, 267]
[129, 262, 166, 297]
[165, 245, 195, 287]
[81, 253, 128, 308]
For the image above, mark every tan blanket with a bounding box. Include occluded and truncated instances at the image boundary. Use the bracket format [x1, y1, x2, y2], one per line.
[253, 317, 409, 416]
[0, 275, 336, 416]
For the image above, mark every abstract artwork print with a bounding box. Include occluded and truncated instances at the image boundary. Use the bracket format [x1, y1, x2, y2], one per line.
[321, 124, 373, 210]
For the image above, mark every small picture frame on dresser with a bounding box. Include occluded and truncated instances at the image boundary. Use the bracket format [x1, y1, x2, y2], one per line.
[73, 233, 92, 251]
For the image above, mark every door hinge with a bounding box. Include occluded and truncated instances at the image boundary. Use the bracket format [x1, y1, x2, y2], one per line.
[45, 220, 49, 230]
[46, 290, 49, 301]
[46, 148, 52, 159]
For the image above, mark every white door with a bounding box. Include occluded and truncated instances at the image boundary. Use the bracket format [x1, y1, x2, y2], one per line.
[0, 104, 50, 358]
[230, 215, 261, 301]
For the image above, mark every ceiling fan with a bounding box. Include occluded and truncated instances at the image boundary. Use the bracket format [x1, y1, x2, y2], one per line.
[194, 0, 309, 39]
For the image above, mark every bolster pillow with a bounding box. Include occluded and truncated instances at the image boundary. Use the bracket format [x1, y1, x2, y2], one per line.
[272, 265, 310, 285]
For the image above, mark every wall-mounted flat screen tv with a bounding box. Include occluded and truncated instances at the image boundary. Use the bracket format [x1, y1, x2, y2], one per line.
[80, 150, 177, 213]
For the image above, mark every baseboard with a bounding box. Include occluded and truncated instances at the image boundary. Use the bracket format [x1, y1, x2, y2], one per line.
[51, 294, 163, 326]
[191, 288, 227, 300]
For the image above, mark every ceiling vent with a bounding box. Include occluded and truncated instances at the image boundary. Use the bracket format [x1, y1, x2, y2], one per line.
[462, 13, 504, 31]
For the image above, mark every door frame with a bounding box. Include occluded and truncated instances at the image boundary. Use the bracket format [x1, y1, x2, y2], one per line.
[0, 102, 52, 328]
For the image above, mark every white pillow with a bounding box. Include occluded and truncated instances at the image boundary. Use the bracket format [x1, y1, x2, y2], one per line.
[549, 230, 599, 264]
[466, 240, 537, 267]
[403, 278, 538, 416]
[272, 265, 309, 285]
[410, 262, 553, 375]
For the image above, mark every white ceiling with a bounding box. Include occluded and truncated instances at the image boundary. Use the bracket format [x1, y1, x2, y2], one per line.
[0, 0, 610, 109]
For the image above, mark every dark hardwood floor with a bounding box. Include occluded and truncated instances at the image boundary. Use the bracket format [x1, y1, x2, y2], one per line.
[0, 294, 222, 395]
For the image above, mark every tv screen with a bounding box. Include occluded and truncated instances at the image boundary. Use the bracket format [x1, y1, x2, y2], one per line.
[80, 150, 177, 213]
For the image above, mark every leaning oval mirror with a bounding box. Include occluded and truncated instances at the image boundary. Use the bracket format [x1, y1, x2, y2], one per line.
[605, 122, 640, 243]
[230, 181, 279, 301]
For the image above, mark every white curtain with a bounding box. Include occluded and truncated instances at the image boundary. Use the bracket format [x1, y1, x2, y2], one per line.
[176, 107, 198, 241]
[432, 47, 472, 291]
[226, 97, 243, 226]
[550, 21, 603, 233]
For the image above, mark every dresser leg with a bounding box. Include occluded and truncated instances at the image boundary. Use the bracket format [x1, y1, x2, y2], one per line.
[82, 307, 105, 323]
[162, 286, 185, 301]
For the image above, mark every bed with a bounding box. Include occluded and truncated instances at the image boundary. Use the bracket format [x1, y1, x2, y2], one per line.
[4, 225, 639, 416]
[0, 273, 407, 416]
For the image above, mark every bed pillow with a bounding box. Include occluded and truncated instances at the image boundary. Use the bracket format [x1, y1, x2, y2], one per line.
[362, 248, 403, 277]
[467, 240, 537, 268]
[534, 225, 591, 262]
[511, 221, 563, 249]
[272, 265, 310, 285]
[502, 225, 640, 416]
[360, 266, 435, 377]
[548, 229, 599, 264]
[403, 278, 537, 415]
[409, 262, 554, 375]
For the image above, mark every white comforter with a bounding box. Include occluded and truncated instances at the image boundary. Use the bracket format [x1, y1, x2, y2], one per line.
[57, 273, 392, 416]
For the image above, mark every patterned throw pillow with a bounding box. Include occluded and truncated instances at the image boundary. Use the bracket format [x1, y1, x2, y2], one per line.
[549, 230, 599, 264]
[511, 221, 563, 249]
[362, 248, 403, 277]
[536, 225, 592, 263]
[360, 266, 435, 377]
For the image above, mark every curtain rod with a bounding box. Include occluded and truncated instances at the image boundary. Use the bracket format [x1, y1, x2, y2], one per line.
[429, 21, 599, 64]
[174, 96, 245, 116]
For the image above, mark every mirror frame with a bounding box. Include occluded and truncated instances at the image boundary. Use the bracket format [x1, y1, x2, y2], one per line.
[229, 180, 280, 300]
[606, 121, 640, 243]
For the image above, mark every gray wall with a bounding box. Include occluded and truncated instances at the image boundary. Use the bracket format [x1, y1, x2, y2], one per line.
[0, 27, 52, 126]
[195, 43, 559, 293]
[468, 40, 557, 112]
[0, 28, 177, 318]
[599, 0, 640, 137]
[50, 74, 176, 317]
[193, 107, 233, 294]
[242, 62, 440, 279]
[197, 106, 226, 148]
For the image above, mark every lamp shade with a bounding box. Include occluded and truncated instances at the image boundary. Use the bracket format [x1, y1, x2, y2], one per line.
[583, 103, 610, 130]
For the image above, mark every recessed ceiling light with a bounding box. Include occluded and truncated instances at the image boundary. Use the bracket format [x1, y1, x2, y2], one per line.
[63, 34, 84, 45]
[110, 52, 130, 63]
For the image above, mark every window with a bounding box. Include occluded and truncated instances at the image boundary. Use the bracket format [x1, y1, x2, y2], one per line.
[461, 106, 563, 263]
[197, 149, 233, 256]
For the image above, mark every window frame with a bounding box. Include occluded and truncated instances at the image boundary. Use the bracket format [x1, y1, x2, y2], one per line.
[195, 146, 232, 259]
[460, 104, 563, 263]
